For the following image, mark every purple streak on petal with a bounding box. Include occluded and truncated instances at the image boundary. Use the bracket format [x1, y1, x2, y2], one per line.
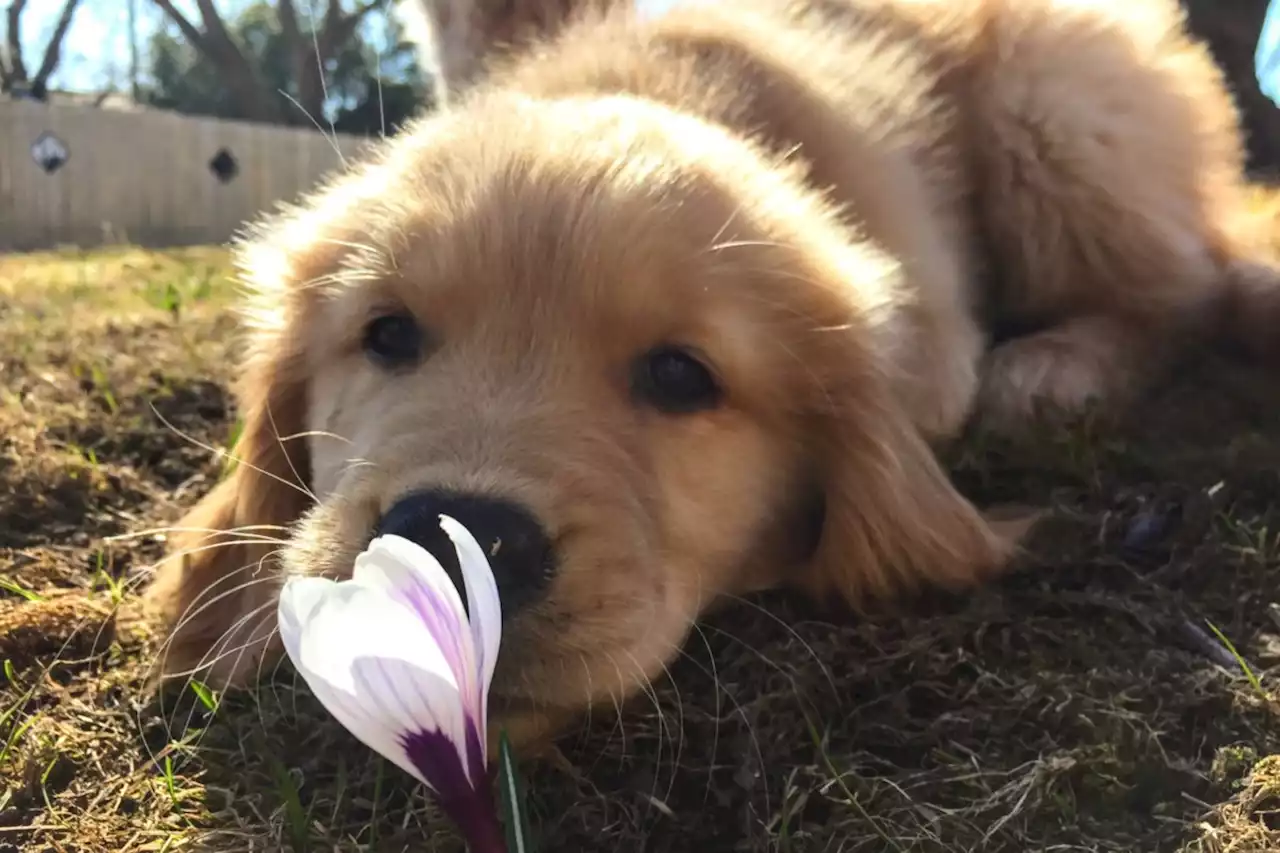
[322, 687, 393, 735]
[400, 584, 465, 662]
[399, 653, 481, 785]
[374, 656, 441, 740]
[391, 583, 484, 724]
[402, 727, 505, 853]
[395, 584, 471, 682]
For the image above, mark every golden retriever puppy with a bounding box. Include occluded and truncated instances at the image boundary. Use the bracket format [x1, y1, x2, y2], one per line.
[147, 0, 1280, 748]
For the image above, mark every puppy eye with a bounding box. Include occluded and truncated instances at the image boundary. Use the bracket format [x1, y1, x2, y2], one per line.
[632, 346, 721, 413]
[362, 312, 424, 368]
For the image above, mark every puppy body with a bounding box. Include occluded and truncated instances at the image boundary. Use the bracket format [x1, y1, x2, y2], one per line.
[149, 0, 1279, 746]
[498, 0, 1275, 423]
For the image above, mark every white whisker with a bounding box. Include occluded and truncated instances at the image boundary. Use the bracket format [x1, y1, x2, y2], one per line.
[147, 404, 316, 502]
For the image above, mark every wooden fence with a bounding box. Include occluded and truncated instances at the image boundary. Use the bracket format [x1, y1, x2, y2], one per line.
[0, 98, 373, 252]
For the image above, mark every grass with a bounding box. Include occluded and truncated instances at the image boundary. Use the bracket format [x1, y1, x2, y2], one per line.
[1205, 620, 1268, 697]
[0, 233, 1279, 852]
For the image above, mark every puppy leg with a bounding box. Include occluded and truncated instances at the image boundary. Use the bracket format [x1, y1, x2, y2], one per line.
[964, 0, 1254, 429]
[979, 314, 1164, 429]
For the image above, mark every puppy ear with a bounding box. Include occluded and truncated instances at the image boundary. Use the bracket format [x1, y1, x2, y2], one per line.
[802, 388, 1028, 606]
[144, 328, 311, 690]
[143, 193, 357, 691]
[144, 156, 401, 689]
[793, 322, 1031, 608]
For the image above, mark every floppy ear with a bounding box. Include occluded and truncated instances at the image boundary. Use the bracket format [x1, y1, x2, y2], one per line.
[143, 181, 368, 688]
[792, 319, 1033, 608]
[144, 309, 312, 689]
[145, 127, 426, 688]
[801, 387, 1030, 606]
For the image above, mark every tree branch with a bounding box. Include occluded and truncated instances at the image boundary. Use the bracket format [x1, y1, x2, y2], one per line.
[277, 0, 302, 46]
[276, 0, 319, 122]
[150, 0, 282, 123]
[193, 0, 245, 62]
[149, 0, 210, 55]
[346, 0, 393, 39]
[352, 0, 389, 20]
[282, 0, 389, 126]
[6, 0, 29, 85]
[31, 0, 82, 99]
[320, 0, 389, 58]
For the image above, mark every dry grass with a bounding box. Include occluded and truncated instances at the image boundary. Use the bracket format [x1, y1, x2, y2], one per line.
[1, 227, 1279, 852]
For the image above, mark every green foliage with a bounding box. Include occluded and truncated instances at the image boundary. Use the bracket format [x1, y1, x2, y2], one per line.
[142, 0, 434, 134]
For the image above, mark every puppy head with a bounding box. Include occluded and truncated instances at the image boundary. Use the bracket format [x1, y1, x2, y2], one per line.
[148, 93, 1011, 740]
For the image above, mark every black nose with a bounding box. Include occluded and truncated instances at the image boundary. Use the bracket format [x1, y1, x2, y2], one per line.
[374, 489, 555, 619]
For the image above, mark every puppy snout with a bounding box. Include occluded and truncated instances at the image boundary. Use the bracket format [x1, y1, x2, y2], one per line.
[375, 489, 555, 619]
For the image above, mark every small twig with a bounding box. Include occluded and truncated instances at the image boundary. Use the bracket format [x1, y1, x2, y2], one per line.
[1174, 619, 1244, 672]
[1048, 590, 1254, 675]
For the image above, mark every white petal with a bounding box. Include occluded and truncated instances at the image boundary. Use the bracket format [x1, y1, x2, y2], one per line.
[277, 575, 336, 673]
[276, 576, 472, 790]
[351, 534, 479, 713]
[438, 515, 502, 698]
[353, 535, 469, 629]
[279, 578, 429, 783]
[301, 664, 432, 787]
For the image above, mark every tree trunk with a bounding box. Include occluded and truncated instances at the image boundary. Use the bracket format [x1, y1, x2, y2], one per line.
[281, 0, 386, 127]
[29, 0, 82, 100]
[150, 0, 283, 123]
[4, 0, 30, 92]
[276, 0, 327, 125]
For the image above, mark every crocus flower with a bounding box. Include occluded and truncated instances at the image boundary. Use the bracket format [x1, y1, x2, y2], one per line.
[277, 515, 505, 851]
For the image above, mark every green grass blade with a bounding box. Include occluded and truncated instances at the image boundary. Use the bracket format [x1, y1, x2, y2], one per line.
[220, 418, 245, 479]
[497, 729, 533, 853]
[268, 754, 311, 852]
[188, 680, 219, 714]
[1205, 619, 1266, 696]
[0, 577, 44, 602]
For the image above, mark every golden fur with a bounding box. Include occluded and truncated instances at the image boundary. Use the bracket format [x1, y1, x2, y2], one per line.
[147, 0, 1280, 749]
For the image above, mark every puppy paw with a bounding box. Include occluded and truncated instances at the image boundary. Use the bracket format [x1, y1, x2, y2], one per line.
[976, 322, 1131, 433]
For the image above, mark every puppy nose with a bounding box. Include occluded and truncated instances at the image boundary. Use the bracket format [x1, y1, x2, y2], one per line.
[375, 489, 554, 619]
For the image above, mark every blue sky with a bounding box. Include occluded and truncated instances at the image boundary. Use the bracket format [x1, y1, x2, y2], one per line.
[1258, 0, 1280, 108]
[27, 1, 158, 92]
[26, 1, 268, 92]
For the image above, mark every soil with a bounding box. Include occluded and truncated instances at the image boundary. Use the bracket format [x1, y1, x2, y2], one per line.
[1, 243, 1278, 852]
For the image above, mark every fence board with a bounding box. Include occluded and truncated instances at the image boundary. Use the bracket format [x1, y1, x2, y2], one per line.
[0, 99, 373, 251]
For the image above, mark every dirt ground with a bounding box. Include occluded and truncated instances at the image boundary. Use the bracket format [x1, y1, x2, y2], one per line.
[1, 233, 1279, 853]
